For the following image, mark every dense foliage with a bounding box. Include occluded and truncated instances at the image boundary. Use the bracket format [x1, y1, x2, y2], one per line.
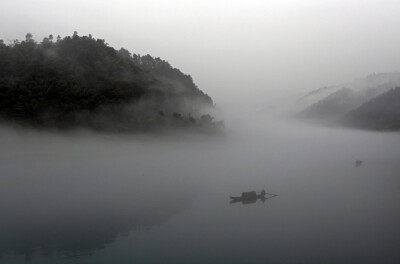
[0, 33, 218, 132]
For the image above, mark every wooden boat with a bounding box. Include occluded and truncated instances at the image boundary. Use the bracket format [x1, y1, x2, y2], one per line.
[229, 190, 277, 204]
[230, 191, 266, 201]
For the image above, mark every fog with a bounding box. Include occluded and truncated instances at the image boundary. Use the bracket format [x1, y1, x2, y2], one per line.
[1, 113, 399, 263]
[2, 0, 400, 108]
[1, 0, 400, 263]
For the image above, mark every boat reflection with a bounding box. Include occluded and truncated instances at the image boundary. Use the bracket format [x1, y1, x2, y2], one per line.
[229, 191, 277, 205]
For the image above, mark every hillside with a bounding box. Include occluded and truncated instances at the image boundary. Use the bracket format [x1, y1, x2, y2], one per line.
[297, 88, 360, 122]
[297, 73, 400, 123]
[341, 87, 400, 130]
[0, 33, 219, 132]
[297, 72, 400, 109]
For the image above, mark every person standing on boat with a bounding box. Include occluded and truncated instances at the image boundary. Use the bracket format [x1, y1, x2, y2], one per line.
[261, 189, 266, 197]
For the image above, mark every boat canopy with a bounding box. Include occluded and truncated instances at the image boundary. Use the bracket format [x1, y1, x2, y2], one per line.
[241, 191, 257, 199]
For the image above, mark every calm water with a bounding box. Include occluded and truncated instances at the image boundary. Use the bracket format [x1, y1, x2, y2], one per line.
[1, 117, 399, 263]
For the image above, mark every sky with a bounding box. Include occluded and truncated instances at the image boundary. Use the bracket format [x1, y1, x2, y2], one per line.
[1, 0, 400, 110]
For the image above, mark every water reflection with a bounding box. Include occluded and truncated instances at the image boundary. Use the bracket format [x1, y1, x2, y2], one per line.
[1, 120, 399, 263]
[355, 160, 363, 167]
[229, 193, 277, 205]
[0, 174, 194, 262]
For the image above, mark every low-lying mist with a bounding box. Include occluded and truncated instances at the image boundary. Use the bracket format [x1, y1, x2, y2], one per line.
[1, 107, 399, 262]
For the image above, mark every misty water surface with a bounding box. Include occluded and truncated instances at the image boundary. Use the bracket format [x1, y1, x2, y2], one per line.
[0, 116, 399, 263]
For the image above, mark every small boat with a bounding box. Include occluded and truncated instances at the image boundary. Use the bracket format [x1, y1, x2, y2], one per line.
[230, 190, 266, 201]
[229, 189, 277, 204]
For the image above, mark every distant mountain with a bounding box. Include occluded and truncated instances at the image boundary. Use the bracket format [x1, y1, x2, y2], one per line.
[297, 88, 359, 122]
[0, 33, 220, 132]
[297, 72, 400, 110]
[296, 85, 339, 110]
[297, 73, 400, 123]
[341, 87, 400, 130]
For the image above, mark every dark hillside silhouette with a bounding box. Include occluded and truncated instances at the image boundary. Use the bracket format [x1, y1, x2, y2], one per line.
[341, 87, 400, 130]
[0, 33, 218, 132]
[296, 73, 400, 130]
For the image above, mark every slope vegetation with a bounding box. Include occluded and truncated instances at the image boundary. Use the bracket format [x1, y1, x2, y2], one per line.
[341, 87, 400, 130]
[0, 33, 218, 132]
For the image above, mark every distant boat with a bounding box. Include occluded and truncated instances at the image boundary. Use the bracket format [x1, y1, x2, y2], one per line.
[230, 190, 277, 204]
[230, 190, 266, 201]
[355, 160, 363, 167]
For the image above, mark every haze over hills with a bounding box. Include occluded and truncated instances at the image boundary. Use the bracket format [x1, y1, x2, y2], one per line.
[296, 72, 400, 129]
[297, 88, 362, 123]
[341, 87, 400, 130]
[0, 33, 220, 133]
[297, 72, 400, 109]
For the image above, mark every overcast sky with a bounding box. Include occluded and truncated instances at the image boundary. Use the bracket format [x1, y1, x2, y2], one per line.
[1, 0, 400, 109]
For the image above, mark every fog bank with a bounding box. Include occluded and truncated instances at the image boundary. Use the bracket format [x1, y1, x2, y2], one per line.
[1, 111, 400, 262]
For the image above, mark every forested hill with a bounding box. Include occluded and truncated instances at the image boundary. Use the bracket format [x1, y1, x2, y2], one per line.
[341, 87, 400, 130]
[0, 33, 219, 132]
[296, 72, 400, 129]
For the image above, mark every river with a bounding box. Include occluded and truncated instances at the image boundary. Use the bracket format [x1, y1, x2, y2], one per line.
[1, 116, 399, 263]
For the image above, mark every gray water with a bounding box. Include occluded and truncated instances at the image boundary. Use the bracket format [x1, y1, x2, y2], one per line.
[1, 117, 399, 264]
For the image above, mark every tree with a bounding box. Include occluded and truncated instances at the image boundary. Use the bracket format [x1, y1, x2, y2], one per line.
[0, 33, 216, 132]
[25, 33, 33, 42]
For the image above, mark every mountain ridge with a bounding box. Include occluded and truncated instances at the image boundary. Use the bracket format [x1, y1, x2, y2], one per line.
[341, 87, 400, 130]
[0, 33, 220, 132]
[296, 73, 400, 127]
